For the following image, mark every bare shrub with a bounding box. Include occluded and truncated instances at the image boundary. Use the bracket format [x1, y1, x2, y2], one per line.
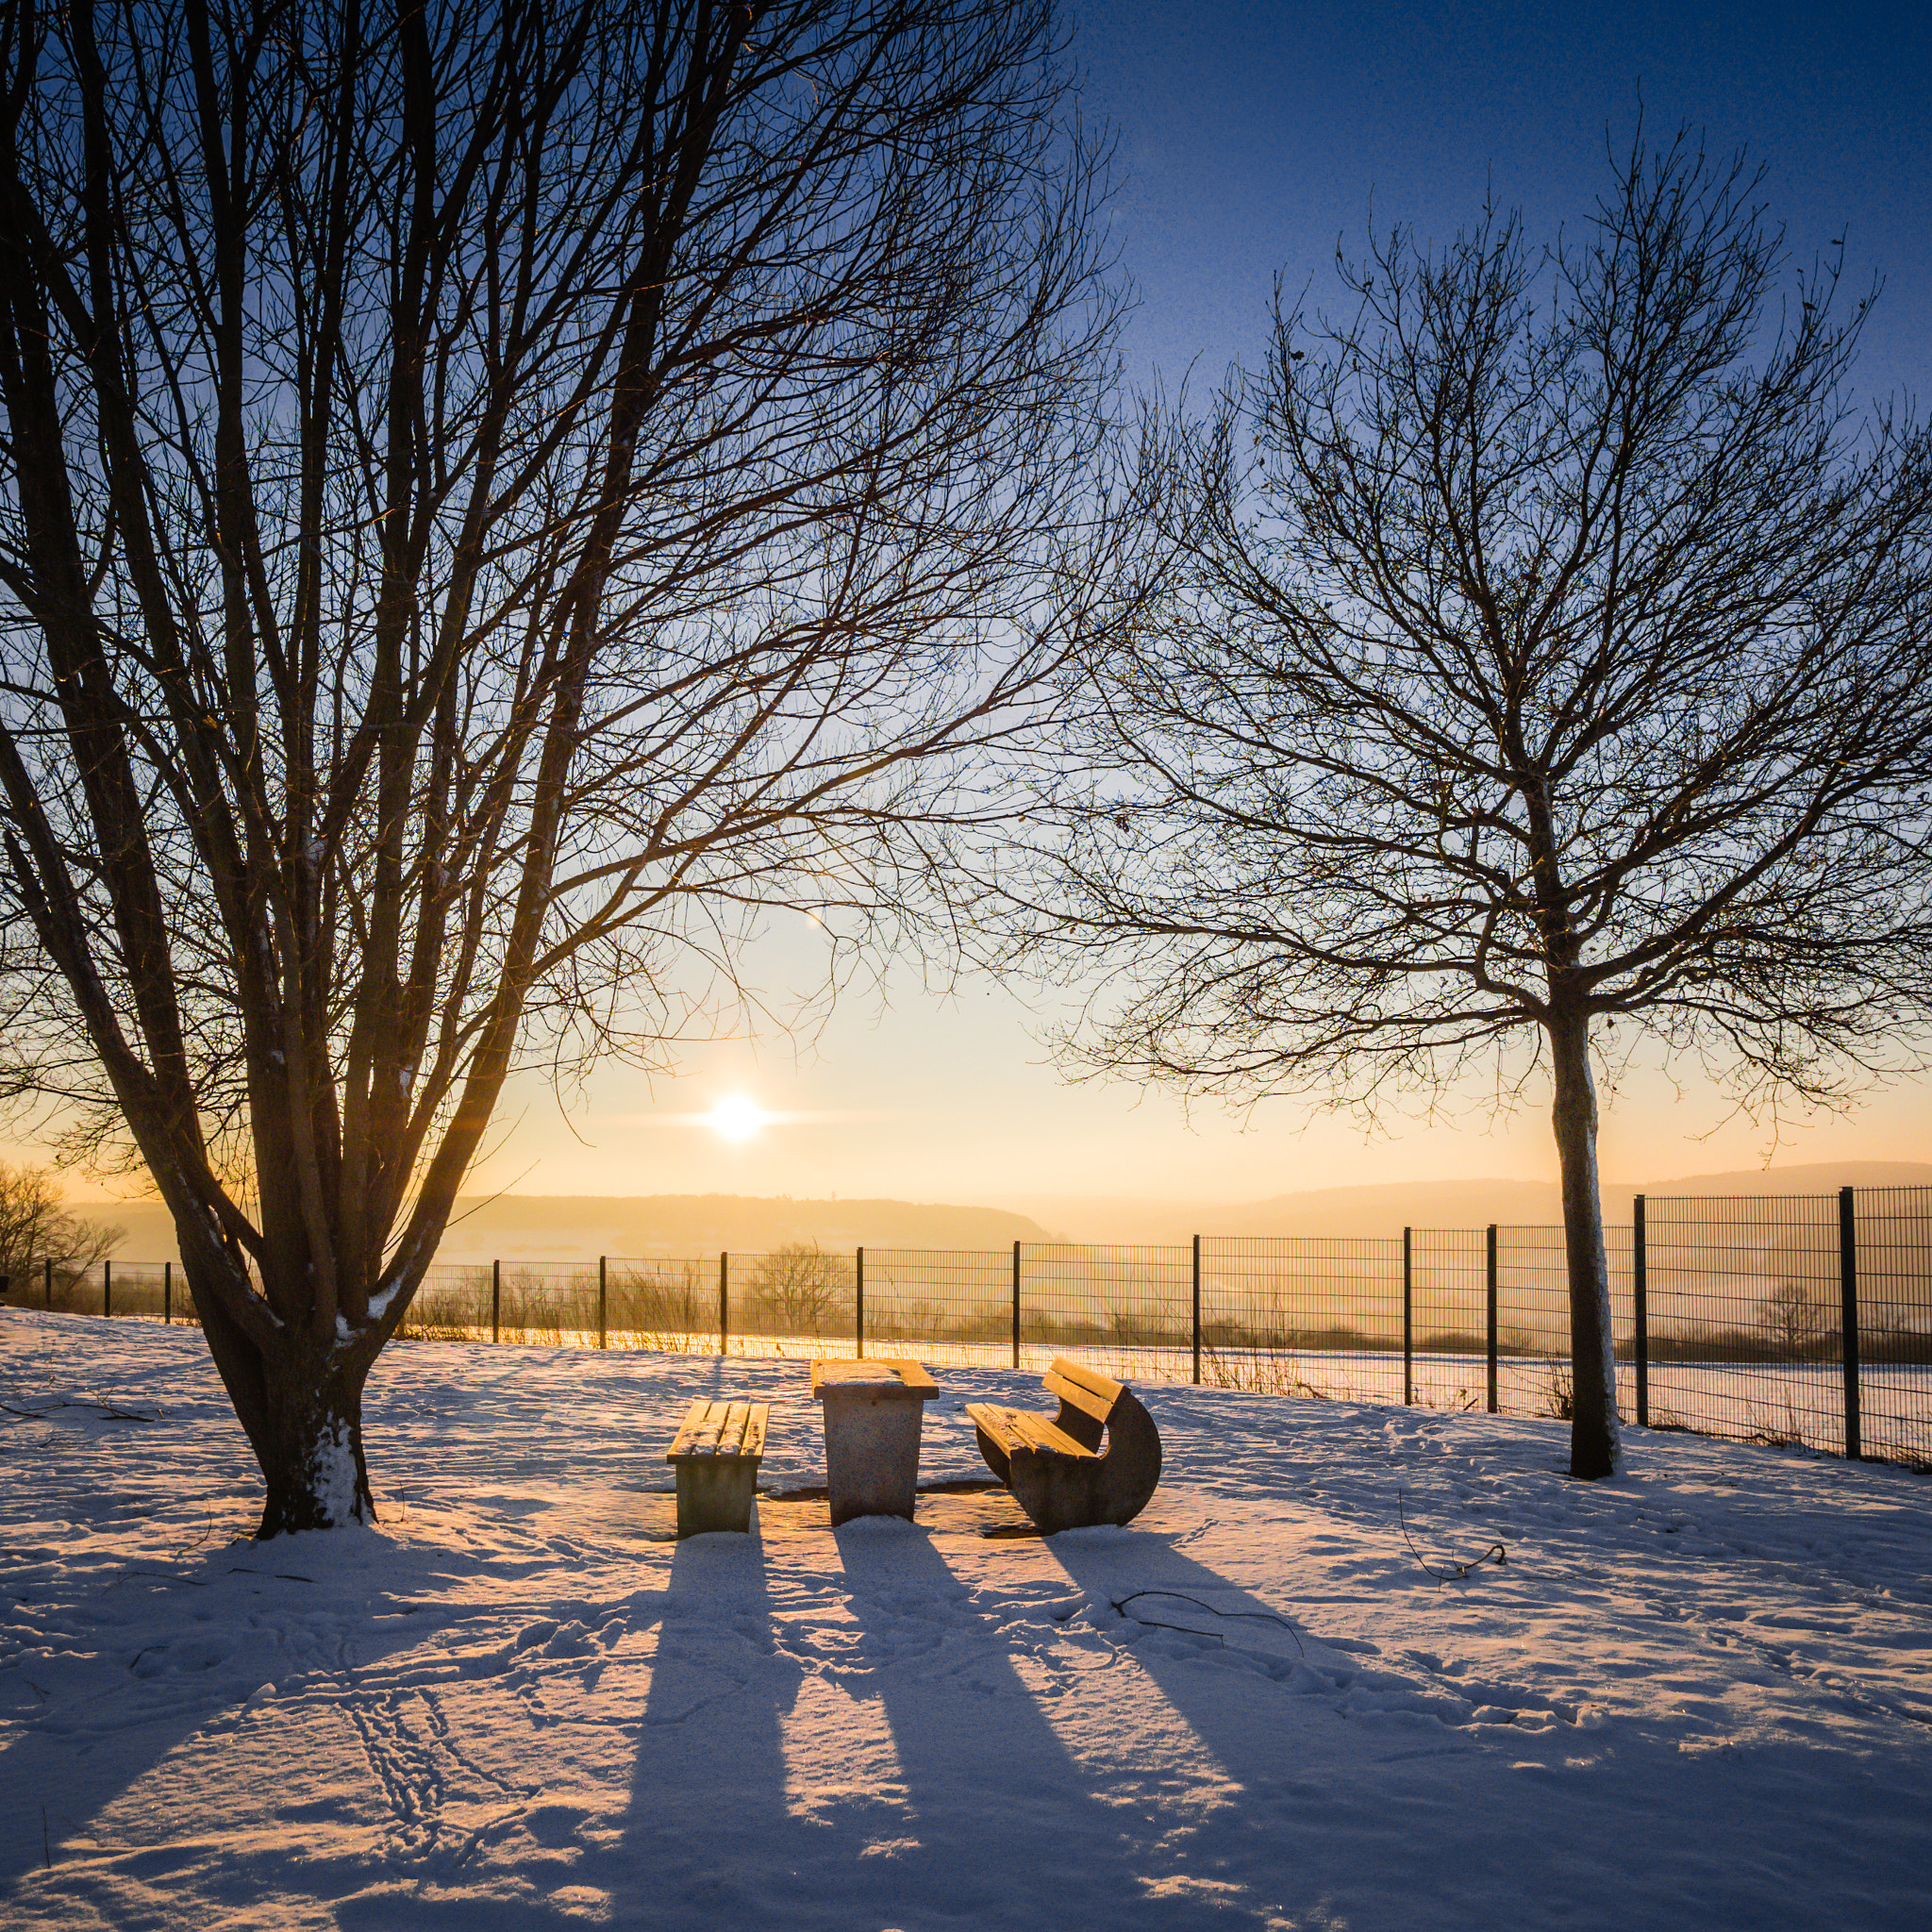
[747, 1245, 852, 1341]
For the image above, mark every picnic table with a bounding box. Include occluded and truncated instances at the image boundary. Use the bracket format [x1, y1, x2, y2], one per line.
[810, 1357, 940, 1525]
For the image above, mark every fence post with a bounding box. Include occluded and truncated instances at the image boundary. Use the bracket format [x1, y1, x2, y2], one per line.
[491, 1258, 501, 1346]
[1191, 1235, 1202, 1385]
[598, 1255, 608, 1350]
[164, 1260, 172, 1327]
[44, 1256, 52, 1308]
[1011, 1241, 1021, 1371]
[1840, 1187, 1861, 1461]
[1632, 1195, 1648, 1429]
[1403, 1227, 1414, 1407]
[856, 1247, 865, 1359]
[719, 1252, 729, 1357]
[1485, 1225, 1498, 1414]
[104, 1257, 111, 1319]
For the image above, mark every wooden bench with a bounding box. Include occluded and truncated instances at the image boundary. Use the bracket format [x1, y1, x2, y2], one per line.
[964, 1358, 1161, 1535]
[666, 1399, 769, 1538]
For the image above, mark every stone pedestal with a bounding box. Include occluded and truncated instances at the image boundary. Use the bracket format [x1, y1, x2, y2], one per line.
[811, 1359, 941, 1525]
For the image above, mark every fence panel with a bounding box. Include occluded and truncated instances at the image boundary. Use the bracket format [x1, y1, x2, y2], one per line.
[1020, 1244, 1191, 1385]
[862, 1247, 1012, 1367]
[1644, 1194, 1846, 1453]
[1854, 1188, 1932, 1469]
[97, 1263, 173, 1322]
[1405, 1229, 1489, 1412]
[1198, 1236, 1402, 1400]
[399, 1263, 498, 1341]
[721, 1246, 857, 1359]
[1493, 1225, 1635, 1425]
[603, 1257, 718, 1356]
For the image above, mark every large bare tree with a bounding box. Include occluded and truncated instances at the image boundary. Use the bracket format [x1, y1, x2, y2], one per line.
[0, 0, 1117, 1532]
[1002, 134, 1932, 1477]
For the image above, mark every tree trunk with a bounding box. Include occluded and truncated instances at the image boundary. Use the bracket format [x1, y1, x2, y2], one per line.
[252, 1350, 376, 1537]
[1548, 1008, 1622, 1479]
[183, 1264, 377, 1536]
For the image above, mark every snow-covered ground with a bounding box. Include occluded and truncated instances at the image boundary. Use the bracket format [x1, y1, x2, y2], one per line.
[3, 1308, 1929, 1930]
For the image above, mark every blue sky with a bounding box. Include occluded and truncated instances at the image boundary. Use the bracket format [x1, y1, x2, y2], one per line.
[1082, 0, 1929, 408]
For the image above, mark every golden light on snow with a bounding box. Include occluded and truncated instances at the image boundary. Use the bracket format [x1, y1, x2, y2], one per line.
[708, 1095, 767, 1141]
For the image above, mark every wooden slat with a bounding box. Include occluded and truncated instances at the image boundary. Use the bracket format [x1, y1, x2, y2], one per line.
[881, 1357, 939, 1393]
[720, 1400, 748, 1455]
[964, 1402, 1025, 1454]
[1047, 1357, 1123, 1406]
[1008, 1410, 1100, 1459]
[741, 1403, 769, 1460]
[1043, 1371, 1115, 1423]
[666, 1398, 724, 1459]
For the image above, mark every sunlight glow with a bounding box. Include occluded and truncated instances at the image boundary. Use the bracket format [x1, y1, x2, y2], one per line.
[708, 1095, 767, 1141]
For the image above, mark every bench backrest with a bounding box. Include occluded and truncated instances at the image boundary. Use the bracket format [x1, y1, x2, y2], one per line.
[1044, 1356, 1123, 1424]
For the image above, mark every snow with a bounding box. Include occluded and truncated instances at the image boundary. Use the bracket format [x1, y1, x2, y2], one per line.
[3, 1307, 1929, 1930]
[311, 1419, 365, 1527]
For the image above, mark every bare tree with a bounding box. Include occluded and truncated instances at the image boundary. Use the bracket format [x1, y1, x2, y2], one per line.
[747, 1241, 848, 1337]
[1760, 1278, 1830, 1361]
[1002, 132, 1932, 1478]
[0, 1159, 120, 1295]
[0, 0, 1117, 1532]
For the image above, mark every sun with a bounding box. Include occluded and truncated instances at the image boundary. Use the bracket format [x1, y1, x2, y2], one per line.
[707, 1095, 767, 1141]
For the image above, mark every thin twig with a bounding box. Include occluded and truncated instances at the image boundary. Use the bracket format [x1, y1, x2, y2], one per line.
[1113, 1588, 1306, 1655]
[1397, 1488, 1507, 1584]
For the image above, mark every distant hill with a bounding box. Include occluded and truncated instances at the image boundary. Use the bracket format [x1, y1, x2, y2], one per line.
[1007, 1161, 1932, 1242]
[68, 1161, 1932, 1261]
[70, 1192, 1055, 1264]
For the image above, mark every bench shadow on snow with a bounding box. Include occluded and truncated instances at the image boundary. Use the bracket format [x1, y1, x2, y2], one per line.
[0, 1534, 466, 1898]
[600, 1517, 1242, 1930]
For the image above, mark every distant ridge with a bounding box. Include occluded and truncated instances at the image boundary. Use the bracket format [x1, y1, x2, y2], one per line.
[67, 1162, 1932, 1260]
[69, 1191, 1055, 1264]
[1005, 1161, 1932, 1242]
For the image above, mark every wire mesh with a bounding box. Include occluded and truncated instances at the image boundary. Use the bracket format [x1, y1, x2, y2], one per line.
[1642, 1193, 1846, 1454]
[1406, 1228, 1489, 1413]
[2, 1261, 120, 1317]
[1199, 1235, 1403, 1400]
[1492, 1225, 1635, 1424]
[1853, 1187, 1932, 1469]
[1018, 1243, 1191, 1384]
[861, 1247, 1012, 1367]
[19, 1187, 1927, 1468]
[722, 1246, 857, 1359]
[98, 1263, 175, 1322]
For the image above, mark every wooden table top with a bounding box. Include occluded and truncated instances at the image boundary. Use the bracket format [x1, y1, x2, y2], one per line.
[810, 1357, 940, 1399]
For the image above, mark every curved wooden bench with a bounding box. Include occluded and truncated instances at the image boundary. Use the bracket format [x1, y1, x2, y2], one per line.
[964, 1358, 1161, 1534]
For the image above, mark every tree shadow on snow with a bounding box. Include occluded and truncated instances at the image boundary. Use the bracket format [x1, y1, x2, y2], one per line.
[0, 1534, 466, 1899]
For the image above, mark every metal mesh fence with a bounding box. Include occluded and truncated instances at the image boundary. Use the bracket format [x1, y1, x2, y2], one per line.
[1493, 1225, 1636, 1425]
[861, 1247, 1011, 1368]
[724, 1247, 857, 1359]
[1407, 1227, 1489, 1413]
[1643, 1194, 1847, 1454]
[1852, 1190, 1931, 1469]
[1022, 1244, 1192, 1384]
[1200, 1235, 1403, 1401]
[17, 1185, 1928, 1467]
